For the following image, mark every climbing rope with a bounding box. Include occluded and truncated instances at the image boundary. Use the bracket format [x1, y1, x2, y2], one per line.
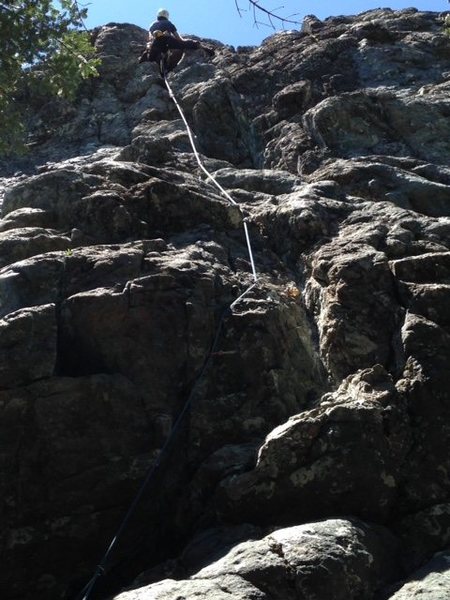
[77, 62, 259, 599]
[76, 307, 228, 600]
[162, 63, 259, 305]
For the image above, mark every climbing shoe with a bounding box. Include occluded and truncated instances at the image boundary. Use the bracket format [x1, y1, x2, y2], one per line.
[138, 49, 150, 63]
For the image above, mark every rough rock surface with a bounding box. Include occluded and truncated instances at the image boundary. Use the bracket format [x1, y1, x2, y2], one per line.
[115, 519, 400, 600]
[1, 8, 450, 600]
[385, 551, 450, 599]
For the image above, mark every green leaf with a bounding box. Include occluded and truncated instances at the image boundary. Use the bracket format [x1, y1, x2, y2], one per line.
[0, 1, 100, 154]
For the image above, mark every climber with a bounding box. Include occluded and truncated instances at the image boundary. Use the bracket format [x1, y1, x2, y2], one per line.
[139, 8, 214, 75]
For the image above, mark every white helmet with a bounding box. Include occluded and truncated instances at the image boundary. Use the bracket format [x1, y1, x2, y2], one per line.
[157, 8, 169, 19]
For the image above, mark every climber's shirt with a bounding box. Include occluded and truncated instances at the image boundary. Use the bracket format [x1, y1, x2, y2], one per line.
[149, 19, 177, 37]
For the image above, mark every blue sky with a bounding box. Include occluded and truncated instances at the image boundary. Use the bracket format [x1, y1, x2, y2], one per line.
[81, 1, 446, 47]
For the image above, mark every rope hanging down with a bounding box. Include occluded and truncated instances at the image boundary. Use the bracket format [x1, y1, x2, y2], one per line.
[77, 65, 259, 599]
[162, 66, 259, 305]
[76, 309, 228, 600]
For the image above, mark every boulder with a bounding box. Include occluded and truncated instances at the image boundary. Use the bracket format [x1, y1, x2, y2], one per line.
[114, 519, 400, 600]
[387, 552, 450, 600]
[216, 366, 410, 524]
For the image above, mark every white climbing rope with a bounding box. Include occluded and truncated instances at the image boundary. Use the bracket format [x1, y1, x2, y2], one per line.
[163, 72, 259, 306]
[76, 66, 261, 600]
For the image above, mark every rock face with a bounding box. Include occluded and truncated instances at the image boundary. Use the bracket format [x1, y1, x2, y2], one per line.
[115, 519, 400, 600]
[1, 8, 450, 600]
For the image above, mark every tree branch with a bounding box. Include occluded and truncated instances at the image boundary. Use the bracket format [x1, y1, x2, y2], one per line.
[242, 0, 301, 28]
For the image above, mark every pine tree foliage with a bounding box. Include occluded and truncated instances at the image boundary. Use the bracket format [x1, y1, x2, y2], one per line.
[0, 1, 99, 153]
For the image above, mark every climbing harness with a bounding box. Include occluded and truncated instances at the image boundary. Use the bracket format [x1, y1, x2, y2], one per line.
[77, 67, 259, 600]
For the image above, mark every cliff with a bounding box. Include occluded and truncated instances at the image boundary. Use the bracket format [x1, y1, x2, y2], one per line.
[1, 8, 450, 600]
